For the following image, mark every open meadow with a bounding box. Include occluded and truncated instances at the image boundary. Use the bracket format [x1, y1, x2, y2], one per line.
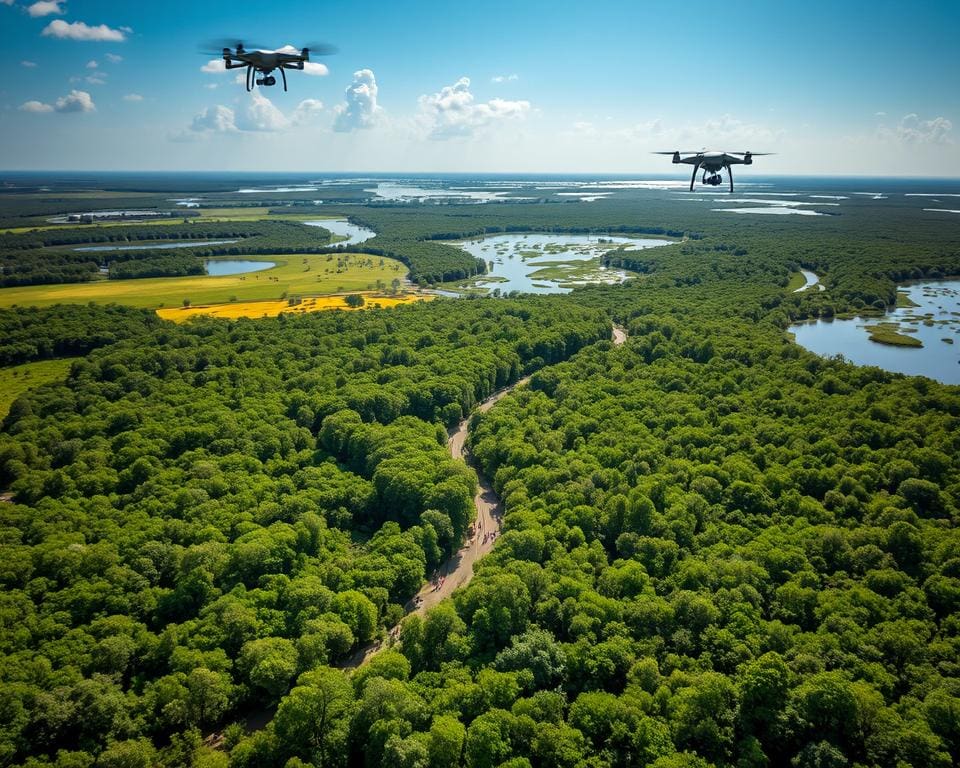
[0, 251, 407, 309]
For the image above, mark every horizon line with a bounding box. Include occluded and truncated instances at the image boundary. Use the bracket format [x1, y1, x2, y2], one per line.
[2, 170, 960, 180]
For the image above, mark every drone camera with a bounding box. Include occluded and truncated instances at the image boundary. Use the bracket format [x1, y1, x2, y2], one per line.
[256, 75, 277, 86]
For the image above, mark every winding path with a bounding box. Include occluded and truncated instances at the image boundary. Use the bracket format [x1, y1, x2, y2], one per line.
[349, 324, 629, 664]
[207, 324, 628, 744]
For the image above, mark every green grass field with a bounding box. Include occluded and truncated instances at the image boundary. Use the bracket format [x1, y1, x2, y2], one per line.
[786, 271, 807, 291]
[0, 253, 407, 309]
[0, 359, 73, 419]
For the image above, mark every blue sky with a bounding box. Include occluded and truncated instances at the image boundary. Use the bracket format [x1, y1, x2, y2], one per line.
[2, 0, 959, 174]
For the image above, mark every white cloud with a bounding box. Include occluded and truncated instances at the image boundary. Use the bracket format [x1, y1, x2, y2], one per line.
[893, 113, 952, 144]
[303, 61, 329, 76]
[189, 104, 237, 134]
[26, 0, 64, 17]
[55, 89, 95, 112]
[333, 69, 382, 132]
[238, 90, 289, 132]
[179, 93, 323, 139]
[1, 0, 16, 5]
[105, 53, 122, 63]
[204, 83, 219, 90]
[201, 58, 226, 73]
[19, 100, 54, 113]
[491, 73, 519, 83]
[292, 98, 323, 126]
[123, 93, 142, 102]
[85, 74, 105, 85]
[417, 76, 530, 139]
[21, 60, 38, 68]
[42, 19, 127, 41]
[86, 60, 98, 68]
[263, 46, 329, 77]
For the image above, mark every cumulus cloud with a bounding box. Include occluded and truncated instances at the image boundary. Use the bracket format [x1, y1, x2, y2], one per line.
[105, 53, 122, 63]
[238, 90, 289, 132]
[894, 113, 953, 144]
[333, 69, 382, 132]
[491, 73, 518, 83]
[292, 98, 323, 126]
[178, 93, 322, 140]
[21, 60, 38, 68]
[42, 19, 127, 41]
[190, 104, 237, 134]
[85, 74, 105, 85]
[86, 60, 98, 68]
[201, 58, 226, 73]
[55, 89, 95, 112]
[123, 93, 143, 102]
[303, 61, 329, 76]
[19, 100, 54, 113]
[27, 0, 64, 17]
[417, 77, 530, 139]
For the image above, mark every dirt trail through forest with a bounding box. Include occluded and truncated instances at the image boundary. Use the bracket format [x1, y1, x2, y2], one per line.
[208, 324, 628, 744]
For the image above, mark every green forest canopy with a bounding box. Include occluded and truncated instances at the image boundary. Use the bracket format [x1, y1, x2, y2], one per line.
[0, 183, 958, 768]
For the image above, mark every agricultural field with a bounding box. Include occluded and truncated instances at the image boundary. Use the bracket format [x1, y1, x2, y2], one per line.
[0, 252, 407, 309]
[156, 291, 433, 322]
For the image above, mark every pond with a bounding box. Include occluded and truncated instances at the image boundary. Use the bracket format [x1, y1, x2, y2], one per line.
[449, 233, 673, 295]
[75, 239, 239, 252]
[205, 260, 276, 276]
[304, 218, 375, 246]
[790, 280, 960, 384]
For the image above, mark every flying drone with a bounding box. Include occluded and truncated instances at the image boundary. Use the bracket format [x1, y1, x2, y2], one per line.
[653, 150, 773, 192]
[202, 39, 336, 92]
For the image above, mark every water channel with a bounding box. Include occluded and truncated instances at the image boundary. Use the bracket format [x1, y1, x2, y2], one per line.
[304, 218, 376, 246]
[75, 239, 239, 252]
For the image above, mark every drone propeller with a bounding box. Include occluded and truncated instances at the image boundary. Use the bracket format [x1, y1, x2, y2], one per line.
[728, 151, 775, 156]
[652, 150, 705, 155]
[199, 38, 270, 56]
[300, 41, 338, 56]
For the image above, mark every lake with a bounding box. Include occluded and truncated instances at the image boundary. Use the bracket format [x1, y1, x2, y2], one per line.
[450, 233, 673, 295]
[304, 218, 375, 246]
[205, 260, 275, 276]
[790, 280, 960, 384]
[75, 239, 238, 252]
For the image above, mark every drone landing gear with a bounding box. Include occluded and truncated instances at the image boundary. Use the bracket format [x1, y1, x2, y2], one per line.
[246, 67, 288, 92]
[726, 164, 733, 193]
[689, 161, 700, 192]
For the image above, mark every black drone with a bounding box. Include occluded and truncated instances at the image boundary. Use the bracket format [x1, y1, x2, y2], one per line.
[654, 150, 774, 192]
[202, 39, 336, 92]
